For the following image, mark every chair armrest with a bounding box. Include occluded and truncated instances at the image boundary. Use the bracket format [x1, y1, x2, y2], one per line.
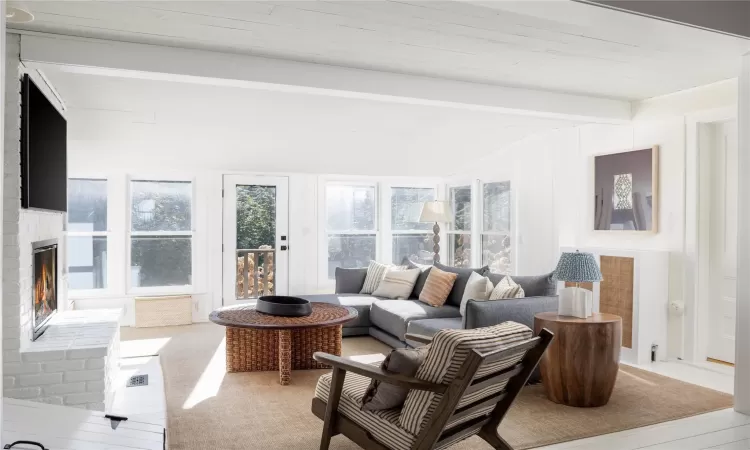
[464, 296, 559, 330]
[403, 333, 433, 345]
[313, 352, 446, 393]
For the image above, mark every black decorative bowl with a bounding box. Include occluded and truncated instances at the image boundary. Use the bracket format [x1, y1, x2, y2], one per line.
[256, 296, 312, 317]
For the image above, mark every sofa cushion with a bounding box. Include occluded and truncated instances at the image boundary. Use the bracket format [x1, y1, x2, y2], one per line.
[370, 300, 461, 341]
[335, 267, 368, 294]
[406, 318, 463, 347]
[298, 294, 380, 329]
[402, 258, 431, 299]
[373, 268, 421, 299]
[433, 262, 489, 307]
[487, 272, 557, 297]
[418, 266, 457, 307]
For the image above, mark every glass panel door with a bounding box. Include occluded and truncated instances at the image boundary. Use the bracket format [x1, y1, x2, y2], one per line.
[223, 175, 288, 304]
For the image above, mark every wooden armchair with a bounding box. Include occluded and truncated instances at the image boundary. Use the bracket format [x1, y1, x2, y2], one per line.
[311, 324, 554, 450]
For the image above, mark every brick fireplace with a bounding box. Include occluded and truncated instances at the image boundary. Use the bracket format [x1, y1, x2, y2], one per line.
[3, 34, 121, 410]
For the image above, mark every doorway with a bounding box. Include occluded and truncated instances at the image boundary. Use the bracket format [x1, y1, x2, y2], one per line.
[696, 120, 738, 365]
[222, 175, 289, 305]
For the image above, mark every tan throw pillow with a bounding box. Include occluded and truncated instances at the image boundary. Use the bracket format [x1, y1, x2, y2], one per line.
[372, 268, 421, 299]
[460, 271, 494, 316]
[489, 276, 525, 300]
[419, 267, 458, 307]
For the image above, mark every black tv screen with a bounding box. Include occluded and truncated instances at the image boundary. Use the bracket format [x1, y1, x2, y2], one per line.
[21, 74, 67, 212]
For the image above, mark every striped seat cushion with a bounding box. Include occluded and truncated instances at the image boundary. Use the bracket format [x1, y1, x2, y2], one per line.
[399, 321, 533, 436]
[315, 368, 416, 450]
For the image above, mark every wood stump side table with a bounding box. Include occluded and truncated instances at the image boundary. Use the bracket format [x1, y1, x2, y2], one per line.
[209, 303, 358, 386]
[534, 312, 622, 407]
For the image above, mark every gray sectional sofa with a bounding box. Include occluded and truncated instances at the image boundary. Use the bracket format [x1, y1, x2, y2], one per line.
[299, 262, 559, 349]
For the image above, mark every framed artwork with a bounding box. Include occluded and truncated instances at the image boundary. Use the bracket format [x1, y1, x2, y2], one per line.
[594, 146, 659, 232]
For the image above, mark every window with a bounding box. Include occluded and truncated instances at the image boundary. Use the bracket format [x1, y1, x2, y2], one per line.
[447, 186, 472, 268]
[67, 178, 108, 290]
[325, 184, 377, 279]
[482, 181, 512, 274]
[130, 180, 193, 289]
[391, 187, 435, 264]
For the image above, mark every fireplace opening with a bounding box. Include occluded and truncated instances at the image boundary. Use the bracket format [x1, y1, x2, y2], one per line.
[32, 239, 58, 341]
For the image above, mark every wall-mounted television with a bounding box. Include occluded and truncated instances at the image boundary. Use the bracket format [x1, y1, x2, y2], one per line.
[21, 73, 67, 212]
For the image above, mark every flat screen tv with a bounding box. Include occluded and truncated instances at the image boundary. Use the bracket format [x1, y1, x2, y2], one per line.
[21, 73, 67, 212]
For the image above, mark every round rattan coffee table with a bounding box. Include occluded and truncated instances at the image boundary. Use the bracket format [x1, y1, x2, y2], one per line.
[209, 302, 358, 385]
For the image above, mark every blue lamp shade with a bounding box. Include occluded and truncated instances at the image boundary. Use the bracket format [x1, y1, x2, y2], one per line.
[554, 251, 603, 283]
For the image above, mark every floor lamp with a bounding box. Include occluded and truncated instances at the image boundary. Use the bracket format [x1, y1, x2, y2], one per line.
[419, 200, 452, 264]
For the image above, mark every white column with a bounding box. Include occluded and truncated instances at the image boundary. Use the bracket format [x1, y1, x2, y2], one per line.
[736, 53, 750, 415]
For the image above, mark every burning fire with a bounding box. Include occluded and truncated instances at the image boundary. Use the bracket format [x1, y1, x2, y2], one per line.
[35, 253, 55, 318]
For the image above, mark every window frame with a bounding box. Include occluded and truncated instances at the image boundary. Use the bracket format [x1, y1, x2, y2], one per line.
[126, 176, 196, 295]
[66, 177, 111, 296]
[480, 180, 515, 274]
[384, 184, 438, 265]
[319, 179, 380, 284]
[446, 183, 476, 268]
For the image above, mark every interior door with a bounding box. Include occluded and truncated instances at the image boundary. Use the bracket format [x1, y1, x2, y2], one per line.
[223, 175, 289, 305]
[708, 120, 737, 365]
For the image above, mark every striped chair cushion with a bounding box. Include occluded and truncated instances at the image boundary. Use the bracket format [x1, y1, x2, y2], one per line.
[360, 261, 392, 294]
[418, 266, 458, 307]
[315, 368, 416, 450]
[399, 321, 533, 436]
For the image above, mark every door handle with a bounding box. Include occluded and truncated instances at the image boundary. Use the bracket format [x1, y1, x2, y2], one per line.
[281, 245, 288, 251]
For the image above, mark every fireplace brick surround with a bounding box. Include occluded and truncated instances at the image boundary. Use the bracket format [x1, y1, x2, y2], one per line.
[3, 34, 121, 410]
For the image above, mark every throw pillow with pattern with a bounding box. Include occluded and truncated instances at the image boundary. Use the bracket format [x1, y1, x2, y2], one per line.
[360, 261, 391, 294]
[419, 266, 458, 307]
[372, 268, 421, 299]
[489, 275, 525, 300]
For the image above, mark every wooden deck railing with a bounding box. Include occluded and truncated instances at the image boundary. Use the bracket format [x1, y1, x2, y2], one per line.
[236, 249, 275, 299]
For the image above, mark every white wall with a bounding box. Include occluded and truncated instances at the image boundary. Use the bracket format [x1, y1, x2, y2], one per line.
[448, 81, 737, 360]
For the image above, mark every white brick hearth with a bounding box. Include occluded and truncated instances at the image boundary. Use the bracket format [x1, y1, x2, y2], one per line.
[6, 310, 121, 410]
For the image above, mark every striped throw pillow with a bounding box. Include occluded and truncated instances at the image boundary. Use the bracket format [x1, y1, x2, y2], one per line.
[360, 261, 391, 294]
[418, 267, 458, 307]
[399, 322, 533, 435]
[489, 276, 525, 300]
[372, 268, 421, 299]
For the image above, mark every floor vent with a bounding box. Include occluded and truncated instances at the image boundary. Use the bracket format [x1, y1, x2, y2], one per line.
[127, 374, 149, 387]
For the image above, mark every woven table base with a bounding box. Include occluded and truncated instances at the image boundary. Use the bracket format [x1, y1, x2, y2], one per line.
[225, 326, 343, 385]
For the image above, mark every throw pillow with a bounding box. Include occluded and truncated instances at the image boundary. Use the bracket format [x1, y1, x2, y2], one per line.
[362, 345, 430, 411]
[489, 276, 525, 300]
[419, 267, 458, 307]
[335, 267, 369, 294]
[373, 268, 421, 299]
[460, 271, 494, 316]
[360, 261, 391, 294]
[401, 257, 432, 299]
[432, 262, 489, 308]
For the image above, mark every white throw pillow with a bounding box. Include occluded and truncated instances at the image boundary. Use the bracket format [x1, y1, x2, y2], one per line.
[360, 261, 392, 294]
[373, 268, 421, 299]
[460, 271, 494, 316]
[489, 276, 525, 300]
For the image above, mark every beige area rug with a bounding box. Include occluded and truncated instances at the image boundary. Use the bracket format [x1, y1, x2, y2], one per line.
[122, 324, 733, 450]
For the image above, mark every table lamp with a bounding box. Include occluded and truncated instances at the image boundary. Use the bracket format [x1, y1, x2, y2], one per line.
[553, 250, 603, 318]
[419, 200, 451, 264]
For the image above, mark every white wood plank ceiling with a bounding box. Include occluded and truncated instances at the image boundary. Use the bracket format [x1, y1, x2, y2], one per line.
[10, 0, 750, 101]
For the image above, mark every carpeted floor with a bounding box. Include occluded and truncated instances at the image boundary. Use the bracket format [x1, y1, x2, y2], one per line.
[122, 323, 733, 450]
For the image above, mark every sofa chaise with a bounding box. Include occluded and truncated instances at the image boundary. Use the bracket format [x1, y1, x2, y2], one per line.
[298, 262, 559, 349]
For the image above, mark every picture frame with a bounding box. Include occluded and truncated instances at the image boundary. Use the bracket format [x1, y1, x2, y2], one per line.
[593, 146, 659, 233]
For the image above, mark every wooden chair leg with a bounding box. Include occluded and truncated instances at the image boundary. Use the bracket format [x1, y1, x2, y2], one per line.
[479, 428, 513, 450]
[320, 367, 346, 450]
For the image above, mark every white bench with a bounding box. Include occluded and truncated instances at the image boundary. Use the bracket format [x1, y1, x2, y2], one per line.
[3, 398, 164, 449]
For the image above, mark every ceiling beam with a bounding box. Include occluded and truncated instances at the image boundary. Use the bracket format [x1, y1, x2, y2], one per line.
[18, 33, 631, 124]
